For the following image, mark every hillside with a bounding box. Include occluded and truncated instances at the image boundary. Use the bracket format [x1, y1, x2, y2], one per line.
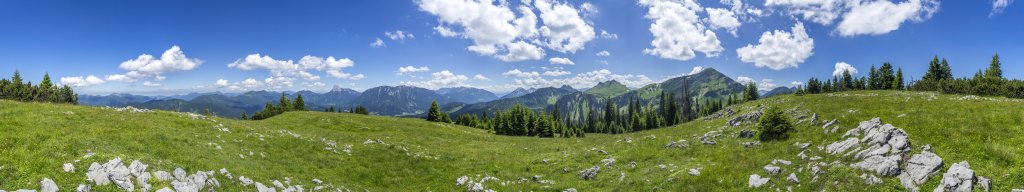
[584, 80, 630, 98]
[2, 90, 1022, 191]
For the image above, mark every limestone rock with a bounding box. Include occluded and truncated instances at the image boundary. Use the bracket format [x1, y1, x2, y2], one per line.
[786, 173, 799, 183]
[239, 176, 255, 186]
[826, 138, 859, 155]
[852, 155, 902, 176]
[764, 164, 781, 176]
[172, 180, 199, 192]
[748, 174, 769, 188]
[137, 172, 152, 192]
[898, 151, 944, 190]
[173, 167, 187, 181]
[154, 171, 172, 181]
[863, 174, 882, 185]
[75, 184, 90, 192]
[86, 162, 110, 185]
[738, 129, 755, 138]
[255, 182, 276, 192]
[40, 178, 58, 192]
[579, 166, 600, 180]
[934, 161, 976, 192]
[63, 163, 75, 173]
[128, 160, 148, 177]
[977, 176, 990, 192]
[154, 187, 174, 192]
[688, 168, 700, 176]
[772, 159, 792, 165]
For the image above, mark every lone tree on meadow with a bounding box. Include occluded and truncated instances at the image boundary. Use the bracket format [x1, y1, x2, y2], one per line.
[293, 94, 306, 111]
[427, 100, 443, 122]
[757, 107, 793, 142]
[744, 82, 759, 101]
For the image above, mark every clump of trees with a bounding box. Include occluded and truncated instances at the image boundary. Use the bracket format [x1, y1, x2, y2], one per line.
[249, 93, 307, 120]
[322, 105, 369, 115]
[426, 100, 452, 123]
[910, 54, 1024, 98]
[801, 62, 905, 94]
[757, 107, 793, 141]
[0, 71, 78, 104]
[441, 79, 749, 137]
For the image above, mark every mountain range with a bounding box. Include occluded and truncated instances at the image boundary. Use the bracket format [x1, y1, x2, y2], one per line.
[79, 68, 751, 119]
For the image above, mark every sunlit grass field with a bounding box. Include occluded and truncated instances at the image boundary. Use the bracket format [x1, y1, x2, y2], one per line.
[1, 90, 1021, 191]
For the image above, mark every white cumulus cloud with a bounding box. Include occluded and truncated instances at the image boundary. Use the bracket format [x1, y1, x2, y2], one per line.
[543, 69, 572, 77]
[640, 0, 723, 61]
[370, 38, 386, 48]
[736, 22, 814, 70]
[991, 0, 1014, 17]
[705, 8, 742, 36]
[401, 70, 470, 89]
[106, 46, 202, 83]
[596, 51, 610, 56]
[216, 79, 229, 87]
[397, 66, 431, 75]
[688, 66, 705, 75]
[836, 0, 940, 37]
[60, 75, 105, 87]
[832, 62, 859, 77]
[473, 74, 490, 81]
[502, 69, 542, 78]
[736, 76, 755, 84]
[549, 57, 575, 65]
[142, 81, 161, 87]
[385, 30, 415, 41]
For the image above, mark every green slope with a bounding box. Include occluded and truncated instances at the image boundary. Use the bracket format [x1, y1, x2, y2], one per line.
[1, 90, 1022, 191]
[584, 80, 630, 98]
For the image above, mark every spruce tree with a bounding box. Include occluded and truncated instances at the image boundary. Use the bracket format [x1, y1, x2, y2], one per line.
[427, 100, 442, 122]
[278, 94, 291, 112]
[744, 82, 759, 101]
[293, 94, 306, 111]
[894, 68, 905, 90]
[842, 70, 854, 90]
[987, 53, 1002, 79]
[241, 112, 249, 120]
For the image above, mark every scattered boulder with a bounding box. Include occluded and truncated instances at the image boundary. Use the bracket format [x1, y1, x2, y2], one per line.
[898, 151, 943, 190]
[822, 119, 839, 133]
[748, 174, 769, 188]
[741, 141, 760, 148]
[563, 188, 578, 192]
[155, 187, 174, 192]
[601, 158, 616, 167]
[86, 162, 110, 185]
[934, 161, 976, 192]
[809, 113, 818, 124]
[763, 164, 781, 176]
[137, 172, 153, 191]
[172, 180, 198, 192]
[63, 163, 75, 173]
[772, 159, 792, 166]
[728, 107, 764, 127]
[688, 168, 700, 176]
[738, 129, 755, 138]
[75, 184, 90, 192]
[826, 138, 859, 155]
[255, 182, 276, 192]
[579, 166, 600, 180]
[977, 176, 991, 192]
[239, 176, 254, 186]
[793, 142, 811, 149]
[128, 160, 148, 177]
[40, 178, 58, 192]
[786, 173, 799, 183]
[851, 155, 902, 176]
[173, 167, 188, 181]
[154, 171, 172, 181]
[862, 174, 882, 185]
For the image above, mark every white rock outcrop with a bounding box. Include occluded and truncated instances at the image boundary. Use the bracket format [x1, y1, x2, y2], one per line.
[40, 178, 58, 192]
[934, 161, 976, 192]
[898, 150, 944, 190]
[748, 174, 769, 188]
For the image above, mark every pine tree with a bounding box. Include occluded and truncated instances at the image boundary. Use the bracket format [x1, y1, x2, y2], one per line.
[923, 56, 940, 81]
[278, 94, 291, 112]
[987, 53, 1002, 79]
[427, 100, 442, 122]
[940, 59, 952, 80]
[681, 81, 693, 122]
[293, 94, 306, 111]
[843, 70, 854, 90]
[744, 82, 759, 101]
[894, 68, 905, 90]
[204, 108, 212, 116]
[241, 112, 249, 120]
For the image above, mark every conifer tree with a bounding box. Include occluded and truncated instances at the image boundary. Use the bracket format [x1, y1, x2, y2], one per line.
[293, 94, 305, 111]
[427, 100, 442, 122]
[987, 53, 1002, 79]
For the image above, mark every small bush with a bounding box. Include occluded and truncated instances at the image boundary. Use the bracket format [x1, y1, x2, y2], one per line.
[757, 107, 793, 142]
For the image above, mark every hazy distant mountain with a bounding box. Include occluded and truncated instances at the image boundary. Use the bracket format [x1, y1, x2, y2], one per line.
[452, 87, 576, 117]
[78, 93, 155, 107]
[584, 80, 630, 98]
[499, 88, 537, 99]
[349, 85, 449, 116]
[762, 87, 796, 98]
[436, 87, 498, 104]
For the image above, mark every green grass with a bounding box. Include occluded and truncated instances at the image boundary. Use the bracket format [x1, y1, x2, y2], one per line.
[1, 90, 1022, 191]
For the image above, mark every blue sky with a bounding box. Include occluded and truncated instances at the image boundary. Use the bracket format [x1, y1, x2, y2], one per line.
[0, 0, 1020, 95]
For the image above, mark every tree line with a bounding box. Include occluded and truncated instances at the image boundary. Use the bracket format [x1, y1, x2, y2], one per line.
[242, 93, 370, 120]
[793, 53, 1022, 99]
[796, 62, 905, 95]
[909, 54, 1024, 98]
[0, 71, 78, 104]
[431, 78, 757, 137]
